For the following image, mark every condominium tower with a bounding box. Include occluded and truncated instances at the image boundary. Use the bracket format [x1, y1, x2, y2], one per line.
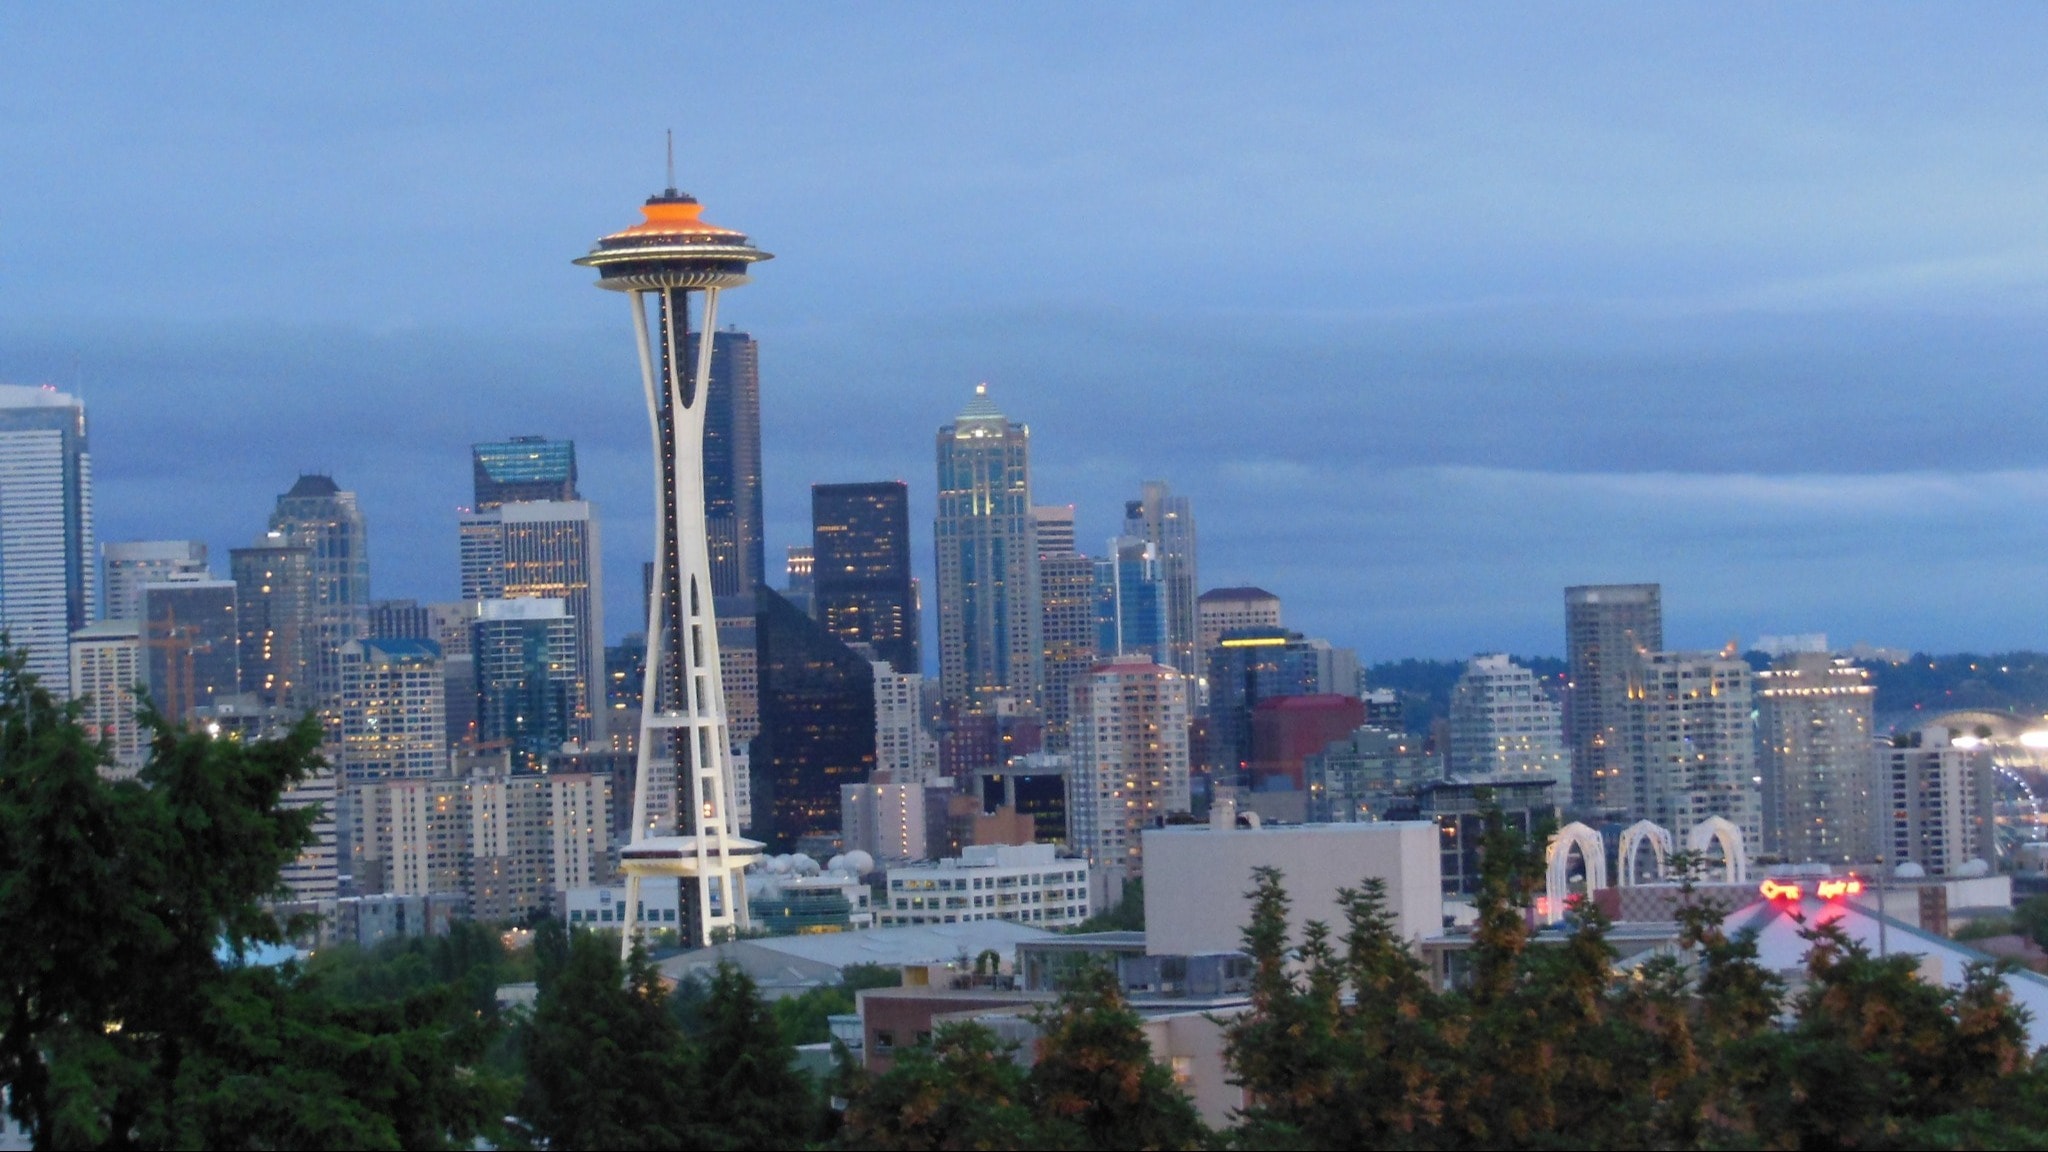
[1447, 654, 1572, 806]
[1756, 654, 1876, 863]
[1565, 583, 1661, 814]
[934, 384, 1039, 707]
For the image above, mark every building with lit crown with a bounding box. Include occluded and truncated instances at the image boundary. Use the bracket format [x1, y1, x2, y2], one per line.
[934, 384, 1039, 708]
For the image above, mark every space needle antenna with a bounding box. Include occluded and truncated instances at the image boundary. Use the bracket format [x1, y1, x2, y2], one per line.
[666, 129, 676, 193]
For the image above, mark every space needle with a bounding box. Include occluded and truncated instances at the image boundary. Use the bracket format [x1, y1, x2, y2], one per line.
[576, 156, 771, 951]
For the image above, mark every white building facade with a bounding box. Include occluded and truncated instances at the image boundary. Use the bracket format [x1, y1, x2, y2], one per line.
[0, 385, 94, 695]
[873, 662, 938, 784]
[70, 619, 146, 777]
[881, 843, 1090, 928]
[1068, 656, 1191, 877]
[1446, 654, 1572, 806]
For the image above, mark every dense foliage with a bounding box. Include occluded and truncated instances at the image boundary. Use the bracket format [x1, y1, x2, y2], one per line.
[1219, 815, 2048, 1150]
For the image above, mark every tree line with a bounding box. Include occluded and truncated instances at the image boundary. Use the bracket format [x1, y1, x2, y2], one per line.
[11, 632, 2048, 1148]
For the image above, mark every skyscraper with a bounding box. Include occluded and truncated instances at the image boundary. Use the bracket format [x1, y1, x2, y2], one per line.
[231, 535, 314, 713]
[749, 587, 876, 852]
[1094, 535, 1167, 663]
[472, 597, 580, 772]
[101, 540, 206, 622]
[460, 501, 604, 746]
[812, 481, 917, 674]
[142, 576, 239, 721]
[576, 174, 770, 949]
[1564, 583, 1661, 815]
[1030, 504, 1076, 558]
[1757, 654, 1876, 863]
[1123, 482, 1197, 677]
[1037, 552, 1097, 754]
[1447, 654, 1573, 806]
[1624, 649, 1759, 851]
[934, 384, 1039, 708]
[0, 385, 93, 693]
[686, 328, 764, 601]
[268, 475, 368, 708]
[1196, 587, 1281, 667]
[472, 435, 578, 509]
[1068, 656, 1191, 878]
[1207, 626, 1361, 782]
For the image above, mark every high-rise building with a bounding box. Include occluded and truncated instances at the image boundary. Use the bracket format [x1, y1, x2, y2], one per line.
[1207, 626, 1360, 783]
[783, 546, 814, 615]
[873, 661, 938, 784]
[686, 328, 764, 601]
[472, 435, 578, 510]
[812, 481, 917, 674]
[231, 536, 314, 714]
[1094, 535, 1166, 663]
[1123, 482, 1197, 677]
[1876, 727, 1996, 877]
[749, 587, 876, 852]
[1625, 649, 1759, 851]
[338, 638, 447, 785]
[70, 619, 146, 777]
[141, 576, 238, 721]
[0, 385, 94, 693]
[1757, 654, 1877, 863]
[1250, 694, 1366, 792]
[472, 598, 580, 772]
[1037, 552, 1097, 754]
[1565, 583, 1662, 815]
[1196, 587, 1281, 668]
[458, 500, 603, 746]
[934, 384, 1039, 708]
[577, 180, 769, 949]
[1447, 654, 1573, 806]
[268, 475, 369, 708]
[101, 540, 206, 622]
[1068, 656, 1190, 878]
[1031, 504, 1076, 558]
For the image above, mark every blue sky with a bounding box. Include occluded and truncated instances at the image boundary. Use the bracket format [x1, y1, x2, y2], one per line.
[7, 4, 2048, 661]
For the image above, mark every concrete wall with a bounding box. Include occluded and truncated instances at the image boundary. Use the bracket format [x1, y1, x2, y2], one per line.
[1142, 821, 1443, 956]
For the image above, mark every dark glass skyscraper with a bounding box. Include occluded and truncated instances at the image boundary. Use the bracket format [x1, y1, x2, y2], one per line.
[142, 578, 239, 720]
[812, 481, 917, 674]
[749, 587, 875, 852]
[268, 474, 369, 708]
[472, 435, 579, 509]
[231, 537, 314, 713]
[686, 328, 764, 601]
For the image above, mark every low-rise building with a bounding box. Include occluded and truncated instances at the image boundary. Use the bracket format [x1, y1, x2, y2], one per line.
[880, 842, 1091, 929]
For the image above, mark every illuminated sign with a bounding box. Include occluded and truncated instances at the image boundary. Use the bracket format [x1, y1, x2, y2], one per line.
[1758, 875, 1864, 902]
[1219, 637, 1288, 648]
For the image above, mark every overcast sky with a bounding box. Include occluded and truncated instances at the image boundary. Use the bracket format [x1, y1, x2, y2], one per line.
[7, 4, 2048, 663]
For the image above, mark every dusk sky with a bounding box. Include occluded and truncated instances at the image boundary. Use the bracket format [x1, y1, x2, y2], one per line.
[8, 5, 2048, 663]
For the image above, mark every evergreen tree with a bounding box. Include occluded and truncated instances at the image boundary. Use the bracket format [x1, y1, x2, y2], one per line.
[696, 961, 818, 1150]
[519, 932, 698, 1150]
[836, 1022, 1039, 1150]
[1028, 962, 1206, 1151]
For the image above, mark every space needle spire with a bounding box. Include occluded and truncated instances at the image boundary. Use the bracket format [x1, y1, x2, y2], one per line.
[575, 163, 773, 952]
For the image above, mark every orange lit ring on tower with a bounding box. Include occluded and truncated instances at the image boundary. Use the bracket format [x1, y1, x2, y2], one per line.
[574, 193, 774, 292]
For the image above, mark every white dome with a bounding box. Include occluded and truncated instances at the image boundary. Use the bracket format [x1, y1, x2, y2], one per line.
[1895, 862, 1927, 879]
[1956, 858, 1992, 877]
[792, 853, 821, 875]
[841, 850, 876, 876]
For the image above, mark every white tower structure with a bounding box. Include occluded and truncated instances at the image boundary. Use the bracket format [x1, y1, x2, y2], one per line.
[577, 163, 772, 951]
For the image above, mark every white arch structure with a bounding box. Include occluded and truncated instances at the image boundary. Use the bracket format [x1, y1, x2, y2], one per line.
[1686, 816, 1748, 884]
[1545, 821, 1609, 923]
[1617, 820, 1673, 887]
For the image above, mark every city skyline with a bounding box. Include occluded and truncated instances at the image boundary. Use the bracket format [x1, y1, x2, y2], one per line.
[12, 9, 2048, 663]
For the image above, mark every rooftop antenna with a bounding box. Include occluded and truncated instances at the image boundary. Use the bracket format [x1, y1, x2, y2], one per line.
[665, 129, 676, 194]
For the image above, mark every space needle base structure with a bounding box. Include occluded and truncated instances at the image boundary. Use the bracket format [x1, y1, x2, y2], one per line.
[576, 180, 772, 953]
